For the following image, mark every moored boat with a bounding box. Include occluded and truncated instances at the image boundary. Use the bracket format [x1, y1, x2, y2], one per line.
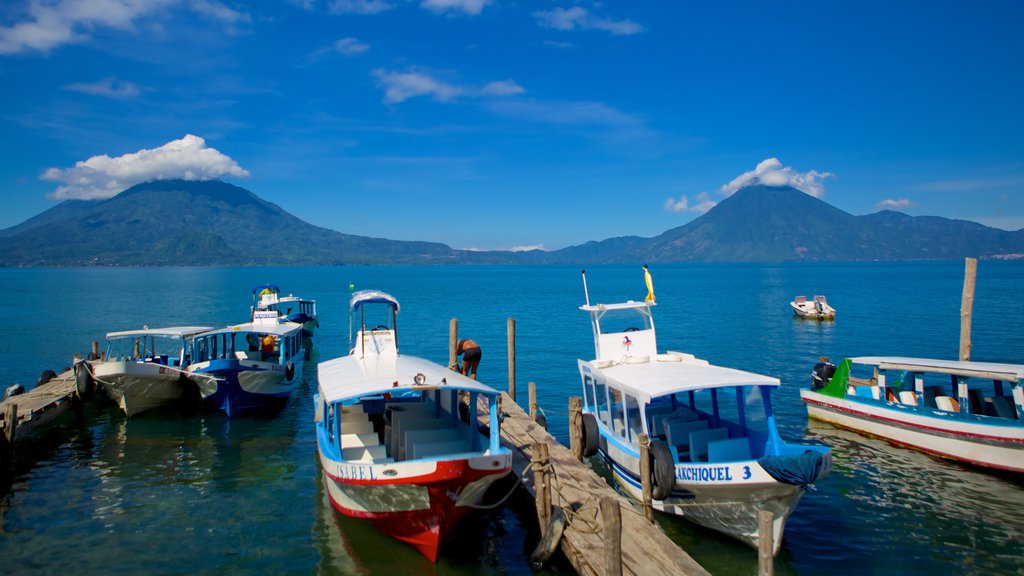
[91, 326, 215, 416]
[315, 290, 513, 562]
[576, 270, 831, 555]
[800, 356, 1024, 473]
[790, 295, 835, 320]
[252, 284, 319, 345]
[188, 311, 305, 416]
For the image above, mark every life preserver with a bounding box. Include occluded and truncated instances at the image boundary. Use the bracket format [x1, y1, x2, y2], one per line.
[73, 362, 95, 400]
[649, 439, 675, 500]
[581, 413, 599, 457]
[285, 362, 296, 381]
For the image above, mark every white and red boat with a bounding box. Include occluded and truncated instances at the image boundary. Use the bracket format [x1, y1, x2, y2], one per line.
[801, 356, 1024, 473]
[315, 290, 512, 561]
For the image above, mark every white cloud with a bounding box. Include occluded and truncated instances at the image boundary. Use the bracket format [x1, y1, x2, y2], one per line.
[876, 198, 917, 210]
[62, 76, 142, 99]
[534, 7, 644, 36]
[509, 243, 544, 252]
[42, 134, 250, 200]
[334, 37, 369, 55]
[327, 0, 394, 14]
[0, 0, 247, 54]
[719, 158, 833, 198]
[373, 69, 524, 103]
[480, 80, 525, 96]
[665, 192, 716, 214]
[420, 0, 491, 16]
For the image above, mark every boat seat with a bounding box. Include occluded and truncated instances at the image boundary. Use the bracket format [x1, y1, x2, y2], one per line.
[412, 439, 469, 460]
[707, 437, 751, 462]
[923, 386, 942, 409]
[341, 404, 365, 414]
[404, 428, 462, 460]
[935, 396, 960, 413]
[393, 418, 448, 458]
[898, 391, 918, 406]
[342, 418, 374, 435]
[991, 396, 1018, 419]
[340, 432, 379, 448]
[388, 401, 432, 413]
[689, 428, 729, 462]
[342, 444, 389, 463]
[664, 419, 708, 451]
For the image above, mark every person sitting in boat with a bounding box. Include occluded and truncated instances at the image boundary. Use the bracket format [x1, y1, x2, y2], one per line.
[456, 338, 482, 380]
[261, 334, 277, 359]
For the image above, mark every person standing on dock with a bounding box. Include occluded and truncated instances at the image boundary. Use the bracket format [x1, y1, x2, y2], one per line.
[456, 339, 482, 380]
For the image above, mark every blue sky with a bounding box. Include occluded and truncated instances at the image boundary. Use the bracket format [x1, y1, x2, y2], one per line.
[2, 1, 1022, 251]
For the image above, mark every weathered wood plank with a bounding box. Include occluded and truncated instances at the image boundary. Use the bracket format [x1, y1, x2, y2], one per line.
[0, 369, 78, 442]
[485, 392, 709, 576]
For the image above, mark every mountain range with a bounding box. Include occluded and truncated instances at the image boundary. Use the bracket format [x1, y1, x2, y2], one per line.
[1, 179, 1021, 266]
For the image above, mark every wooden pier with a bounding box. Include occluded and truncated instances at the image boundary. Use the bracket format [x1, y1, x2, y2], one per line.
[0, 367, 83, 470]
[483, 391, 709, 576]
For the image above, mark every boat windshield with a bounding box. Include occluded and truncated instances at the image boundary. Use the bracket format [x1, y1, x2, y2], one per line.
[595, 307, 653, 334]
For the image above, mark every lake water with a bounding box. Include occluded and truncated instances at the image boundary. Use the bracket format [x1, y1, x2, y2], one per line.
[1, 262, 1022, 575]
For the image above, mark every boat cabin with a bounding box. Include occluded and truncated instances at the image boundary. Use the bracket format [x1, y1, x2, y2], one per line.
[104, 326, 213, 367]
[188, 317, 304, 366]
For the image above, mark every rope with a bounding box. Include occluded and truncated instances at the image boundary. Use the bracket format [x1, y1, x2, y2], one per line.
[454, 461, 535, 510]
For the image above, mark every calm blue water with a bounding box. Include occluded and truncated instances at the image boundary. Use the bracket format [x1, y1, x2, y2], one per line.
[1, 263, 1022, 575]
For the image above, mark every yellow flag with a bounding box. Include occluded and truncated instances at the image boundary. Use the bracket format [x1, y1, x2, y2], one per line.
[643, 265, 655, 303]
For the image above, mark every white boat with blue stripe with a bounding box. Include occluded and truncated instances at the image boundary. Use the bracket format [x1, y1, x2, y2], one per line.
[801, 356, 1024, 474]
[188, 310, 305, 416]
[576, 270, 831, 555]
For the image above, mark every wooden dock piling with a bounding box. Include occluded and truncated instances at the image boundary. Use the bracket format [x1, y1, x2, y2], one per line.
[601, 496, 623, 576]
[960, 257, 977, 361]
[529, 381, 537, 421]
[569, 396, 583, 461]
[639, 433, 654, 522]
[533, 442, 552, 531]
[758, 509, 775, 576]
[449, 319, 458, 369]
[507, 318, 516, 402]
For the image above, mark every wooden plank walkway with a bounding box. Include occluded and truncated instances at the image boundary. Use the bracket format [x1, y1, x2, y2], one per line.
[486, 392, 709, 576]
[1, 368, 80, 443]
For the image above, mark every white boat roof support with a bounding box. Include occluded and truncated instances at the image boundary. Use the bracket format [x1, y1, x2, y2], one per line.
[318, 354, 500, 404]
[106, 326, 214, 339]
[850, 356, 1024, 383]
[584, 359, 780, 405]
[579, 300, 656, 313]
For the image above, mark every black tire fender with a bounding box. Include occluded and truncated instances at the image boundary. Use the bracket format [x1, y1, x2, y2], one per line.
[36, 369, 57, 387]
[73, 362, 95, 400]
[650, 439, 675, 500]
[581, 412, 600, 457]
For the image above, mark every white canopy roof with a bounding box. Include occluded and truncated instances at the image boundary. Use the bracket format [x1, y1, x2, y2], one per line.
[850, 356, 1024, 383]
[350, 290, 399, 314]
[585, 358, 779, 404]
[318, 353, 500, 403]
[106, 326, 214, 340]
[579, 300, 655, 312]
[201, 321, 303, 337]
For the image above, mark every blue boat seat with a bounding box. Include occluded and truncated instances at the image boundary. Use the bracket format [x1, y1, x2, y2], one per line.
[707, 437, 751, 462]
[689, 428, 729, 462]
[664, 419, 708, 453]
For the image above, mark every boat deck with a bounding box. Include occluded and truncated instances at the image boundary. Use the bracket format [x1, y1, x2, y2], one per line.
[483, 391, 709, 576]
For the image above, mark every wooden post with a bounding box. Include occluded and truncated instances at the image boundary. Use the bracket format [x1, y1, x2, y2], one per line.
[449, 318, 458, 370]
[569, 396, 583, 461]
[529, 382, 537, 421]
[758, 509, 775, 576]
[639, 433, 653, 521]
[960, 257, 977, 362]
[601, 497, 623, 576]
[91, 340, 99, 359]
[532, 442, 551, 533]
[2, 404, 15, 445]
[507, 318, 516, 402]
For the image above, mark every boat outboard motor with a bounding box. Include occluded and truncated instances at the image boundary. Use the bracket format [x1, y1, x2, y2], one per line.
[811, 361, 836, 390]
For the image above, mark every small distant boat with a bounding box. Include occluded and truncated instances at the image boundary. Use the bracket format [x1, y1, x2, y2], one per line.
[315, 290, 512, 562]
[576, 270, 831, 555]
[91, 326, 215, 417]
[801, 356, 1024, 474]
[790, 295, 835, 320]
[188, 311, 305, 416]
[251, 284, 319, 346]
